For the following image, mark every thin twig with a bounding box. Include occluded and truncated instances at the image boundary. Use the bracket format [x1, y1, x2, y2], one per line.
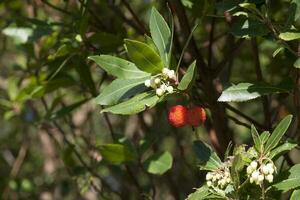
[41, 0, 72, 15]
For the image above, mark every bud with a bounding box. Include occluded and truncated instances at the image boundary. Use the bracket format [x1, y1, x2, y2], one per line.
[266, 163, 275, 174]
[206, 173, 212, 180]
[247, 165, 254, 174]
[207, 181, 212, 187]
[261, 164, 269, 175]
[166, 86, 174, 93]
[144, 79, 151, 87]
[266, 174, 273, 183]
[215, 173, 221, 180]
[250, 177, 254, 183]
[251, 170, 259, 180]
[224, 171, 230, 177]
[226, 177, 231, 183]
[162, 68, 169, 75]
[250, 161, 258, 169]
[150, 79, 157, 88]
[258, 174, 264, 182]
[154, 78, 161, 85]
[167, 70, 176, 79]
[156, 88, 164, 96]
[160, 84, 167, 92]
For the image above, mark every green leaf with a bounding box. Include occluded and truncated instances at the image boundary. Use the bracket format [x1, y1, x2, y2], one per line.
[272, 47, 284, 58]
[279, 31, 300, 41]
[259, 131, 270, 145]
[143, 151, 173, 175]
[101, 92, 159, 115]
[98, 143, 136, 164]
[291, 0, 300, 21]
[291, 189, 300, 200]
[217, 81, 293, 102]
[193, 140, 222, 171]
[95, 77, 149, 106]
[231, 154, 245, 188]
[251, 124, 262, 153]
[186, 186, 210, 200]
[272, 164, 300, 192]
[264, 115, 293, 153]
[149, 7, 172, 67]
[269, 142, 297, 160]
[88, 55, 149, 79]
[124, 39, 164, 74]
[178, 61, 197, 90]
[294, 58, 300, 69]
[230, 18, 269, 37]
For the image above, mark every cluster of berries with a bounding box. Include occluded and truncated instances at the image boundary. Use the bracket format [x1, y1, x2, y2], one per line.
[246, 160, 275, 185]
[168, 105, 206, 128]
[206, 168, 232, 189]
[144, 68, 176, 96]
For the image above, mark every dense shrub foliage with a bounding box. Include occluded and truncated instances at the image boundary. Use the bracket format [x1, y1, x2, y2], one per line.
[0, 0, 300, 199]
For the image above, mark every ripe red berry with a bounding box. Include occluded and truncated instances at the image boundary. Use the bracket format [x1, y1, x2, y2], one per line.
[168, 105, 188, 128]
[187, 106, 206, 127]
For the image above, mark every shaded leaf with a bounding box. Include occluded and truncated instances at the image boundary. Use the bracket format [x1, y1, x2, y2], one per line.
[88, 55, 149, 79]
[230, 18, 269, 37]
[101, 92, 159, 115]
[47, 99, 89, 120]
[178, 61, 197, 91]
[193, 140, 222, 171]
[143, 151, 173, 175]
[251, 124, 262, 153]
[124, 39, 164, 74]
[265, 115, 293, 153]
[95, 77, 149, 106]
[269, 141, 297, 160]
[217, 81, 293, 102]
[150, 7, 172, 67]
[99, 143, 136, 164]
[272, 163, 300, 191]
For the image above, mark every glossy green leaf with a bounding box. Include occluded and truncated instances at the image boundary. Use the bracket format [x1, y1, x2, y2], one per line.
[217, 81, 293, 102]
[269, 141, 297, 160]
[231, 154, 244, 188]
[101, 92, 159, 115]
[88, 55, 149, 79]
[98, 143, 136, 164]
[265, 115, 293, 153]
[143, 151, 173, 175]
[294, 58, 300, 69]
[95, 77, 148, 106]
[150, 7, 172, 67]
[279, 31, 300, 41]
[124, 39, 164, 74]
[272, 164, 300, 192]
[251, 124, 262, 153]
[178, 61, 197, 90]
[193, 140, 222, 171]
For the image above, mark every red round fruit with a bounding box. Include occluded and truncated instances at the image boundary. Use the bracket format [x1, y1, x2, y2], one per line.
[187, 106, 206, 126]
[168, 105, 188, 128]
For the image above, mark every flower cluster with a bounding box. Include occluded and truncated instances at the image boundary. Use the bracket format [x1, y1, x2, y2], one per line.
[247, 160, 275, 185]
[206, 168, 232, 189]
[144, 68, 176, 96]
